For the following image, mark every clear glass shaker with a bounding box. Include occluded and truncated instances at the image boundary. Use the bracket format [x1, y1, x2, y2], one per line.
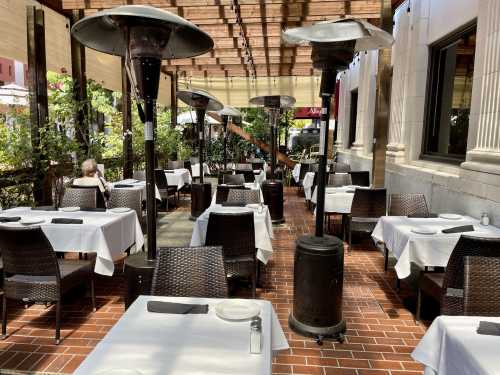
[480, 212, 490, 226]
[250, 316, 262, 354]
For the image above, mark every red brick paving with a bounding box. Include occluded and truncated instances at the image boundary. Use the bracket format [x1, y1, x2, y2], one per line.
[0, 187, 426, 374]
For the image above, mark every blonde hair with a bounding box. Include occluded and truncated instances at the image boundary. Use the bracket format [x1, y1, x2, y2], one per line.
[81, 159, 98, 177]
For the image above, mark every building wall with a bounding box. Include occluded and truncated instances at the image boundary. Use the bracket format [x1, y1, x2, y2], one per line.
[0, 57, 15, 85]
[336, 0, 500, 226]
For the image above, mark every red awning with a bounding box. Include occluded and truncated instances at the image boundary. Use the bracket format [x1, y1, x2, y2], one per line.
[294, 107, 321, 119]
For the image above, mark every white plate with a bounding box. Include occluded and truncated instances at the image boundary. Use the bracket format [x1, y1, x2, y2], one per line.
[411, 226, 437, 235]
[109, 207, 132, 213]
[439, 213, 463, 220]
[19, 217, 45, 225]
[246, 203, 261, 209]
[215, 300, 261, 321]
[60, 206, 80, 212]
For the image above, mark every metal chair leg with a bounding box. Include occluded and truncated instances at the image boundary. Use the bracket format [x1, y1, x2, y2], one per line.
[90, 277, 96, 312]
[55, 301, 61, 345]
[416, 288, 422, 322]
[384, 245, 389, 272]
[2, 294, 7, 339]
[252, 262, 257, 299]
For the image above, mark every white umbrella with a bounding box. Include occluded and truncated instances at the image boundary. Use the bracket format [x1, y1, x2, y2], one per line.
[177, 110, 221, 125]
[0, 83, 28, 106]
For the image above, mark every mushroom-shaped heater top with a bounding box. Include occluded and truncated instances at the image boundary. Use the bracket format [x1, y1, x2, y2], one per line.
[249, 95, 296, 109]
[177, 89, 223, 111]
[218, 106, 242, 119]
[71, 5, 213, 59]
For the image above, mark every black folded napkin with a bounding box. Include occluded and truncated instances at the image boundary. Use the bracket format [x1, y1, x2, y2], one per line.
[477, 321, 500, 336]
[442, 225, 474, 234]
[114, 184, 134, 188]
[31, 206, 57, 211]
[221, 202, 246, 207]
[80, 207, 106, 212]
[147, 301, 208, 314]
[0, 216, 21, 222]
[345, 190, 356, 194]
[408, 213, 439, 218]
[165, 170, 175, 173]
[51, 218, 83, 224]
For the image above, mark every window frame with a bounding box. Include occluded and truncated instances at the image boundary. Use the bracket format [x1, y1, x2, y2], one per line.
[348, 89, 358, 148]
[421, 21, 477, 165]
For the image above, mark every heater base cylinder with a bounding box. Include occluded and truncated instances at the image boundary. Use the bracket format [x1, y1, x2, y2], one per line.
[262, 180, 285, 224]
[289, 235, 346, 342]
[190, 183, 212, 220]
[124, 253, 155, 309]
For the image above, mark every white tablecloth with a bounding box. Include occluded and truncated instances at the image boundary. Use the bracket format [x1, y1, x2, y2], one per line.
[190, 204, 274, 264]
[74, 295, 288, 375]
[254, 170, 266, 185]
[292, 163, 301, 183]
[311, 186, 357, 214]
[0, 207, 144, 276]
[165, 168, 192, 190]
[412, 315, 500, 375]
[110, 179, 162, 201]
[372, 216, 500, 279]
[303, 172, 315, 200]
[210, 183, 264, 206]
[192, 163, 210, 178]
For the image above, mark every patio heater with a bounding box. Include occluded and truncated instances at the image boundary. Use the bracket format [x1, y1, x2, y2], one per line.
[283, 19, 394, 343]
[177, 89, 223, 219]
[249, 95, 295, 223]
[218, 106, 242, 171]
[71, 5, 214, 307]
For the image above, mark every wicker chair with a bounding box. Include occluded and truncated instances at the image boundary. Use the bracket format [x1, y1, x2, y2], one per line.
[109, 188, 142, 223]
[237, 169, 255, 183]
[218, 170, 233, 184]
[328, 173, 352, 187]
[249, 159, 264, 170]
[60, 187, 96, 209]
[227, 189, 260, 204]
[133, 170, 146, 181]
[167, 160, 184, 170]
[151, 246, 228, 298]
[235, 163, 252, 170]
[205, 212, 257, 297]
[71, 185, 107, 209]
[463, 256, 500, 316]
[154, 169, 177, 209]
[416, 235, 500, 321]
[215, 185, 244, 204]
[349, 171, 370, 187]
[0, 226, 95, 344]
[224, 173, 245, 185]
[347, 188, 387, 252]
[333, 162, 351, 173]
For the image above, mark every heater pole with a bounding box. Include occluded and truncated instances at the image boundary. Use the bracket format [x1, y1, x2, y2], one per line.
[269, 109, 277, 180]
[144, 98, 157, 260]
[196, 108, 206, 184]
[315, 69, 336, 237]
[223, 115, 228, 170]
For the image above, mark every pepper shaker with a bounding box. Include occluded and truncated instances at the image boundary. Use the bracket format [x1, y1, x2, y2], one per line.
[480, 212, 490, 226]
[250, 316, 262, 354]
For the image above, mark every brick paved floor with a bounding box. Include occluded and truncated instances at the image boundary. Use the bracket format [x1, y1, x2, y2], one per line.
[0, 187, 427, 374]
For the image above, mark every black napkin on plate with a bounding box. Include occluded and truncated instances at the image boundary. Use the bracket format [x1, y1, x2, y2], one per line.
[0, 217, 21, 222]
[114, 184, 134, 188]
[221, 202, 246, 207]
[442, 225, 474, 234]
[147, 301, 208, 314]
[80, 207, 106, 212]
[31, 206, 58, 211]
[408, 213, 439, 218]
[165, 170, 175, 173]
[51, 218, 83, 224]
[477, 321, 500, 336]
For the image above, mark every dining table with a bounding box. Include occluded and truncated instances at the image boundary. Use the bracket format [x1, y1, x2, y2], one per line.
[0, 207, 144, 276]
[191, 162, 210, 178]
[372, 215, 500, 279]
[73, 295, 289, 375]
[311, 185, 359, 214]
[164, 168, 192, 190]
[190, 204, 274, 264]
[109, 179, 162, 201]
[412, 315, 500, 375]
[302, 171, 315, 201]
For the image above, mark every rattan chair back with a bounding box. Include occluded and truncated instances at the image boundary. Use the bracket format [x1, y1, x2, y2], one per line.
[328, 173, 352, 187]
[109, 188, 142, 220]
[463, 256, 500, 316]
[61, 187, 96, 209]
[441, 235, 500, 315]
[333, 162, 351, 173]
[151, 246, 228, 298]
[349, 171, 370, 187]
[215, 184, 244, 204]
[351, 188, 387, 218]
[224, 173, 245, 185]
[237, 169, 255, 182]
[206, 212, 255, 259]
[133, 170, 146, 181]
[71, 185, 107, 209]
[167, 160, 184, 169]
[227, 189, 260, 204]
[236, 163, 252, 170]
[389, 193, 429, 217]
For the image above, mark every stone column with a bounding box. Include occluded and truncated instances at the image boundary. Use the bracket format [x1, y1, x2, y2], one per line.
[461, 0, 500, 175]
[335, 70, 351, 150]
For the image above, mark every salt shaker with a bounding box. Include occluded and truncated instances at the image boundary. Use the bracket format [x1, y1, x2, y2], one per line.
[250, 316, 262, 354]
[480, 212, 490, 226]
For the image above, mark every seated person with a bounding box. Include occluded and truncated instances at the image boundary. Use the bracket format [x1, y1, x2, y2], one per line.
[73, 158, 109, 194]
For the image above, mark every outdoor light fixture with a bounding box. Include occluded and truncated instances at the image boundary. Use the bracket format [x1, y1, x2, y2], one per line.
[177, 88, 223, 219]
[217, 106, 242, 170]
[71, 5, 214, 262]
[283, 19, 394, 344]
[249, 95, 295, 223]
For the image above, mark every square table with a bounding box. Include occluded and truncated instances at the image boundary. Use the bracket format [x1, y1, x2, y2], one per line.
[164, 168, 192, 190]
[311, 185, 358, 214]
[73, 295, 289, 375]
[292, 163, 301, 183]
[110, 179, 162, 201]
[412, 315, 500, 375]
[372, 216, 500, 279]
[190, 204, 274, 264]
[0, 207, 144, 276]
[303, 172, 315, 201]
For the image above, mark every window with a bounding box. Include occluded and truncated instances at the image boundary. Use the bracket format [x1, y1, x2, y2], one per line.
[423, 23, 476, 162]
[348, 89, 358, 148]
